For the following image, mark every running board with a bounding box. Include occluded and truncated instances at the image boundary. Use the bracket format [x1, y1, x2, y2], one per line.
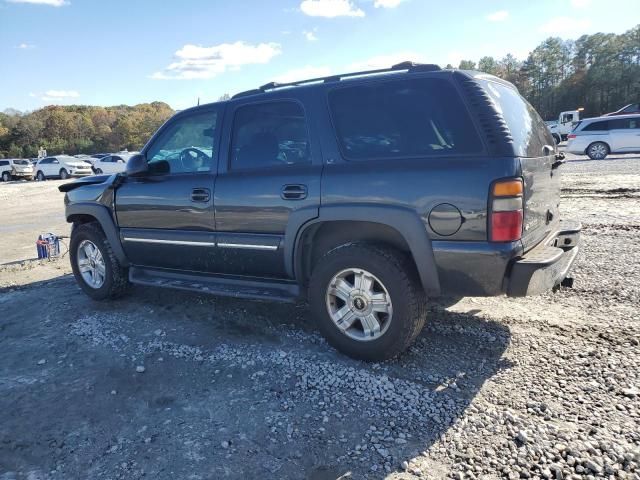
[129, 267, 301, 303]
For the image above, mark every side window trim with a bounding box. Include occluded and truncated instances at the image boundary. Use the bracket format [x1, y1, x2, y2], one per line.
[228, 98, 312, 172]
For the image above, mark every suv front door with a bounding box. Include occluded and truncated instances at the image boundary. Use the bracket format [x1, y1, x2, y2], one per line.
[213, 93, 322, 278]
[115, 107, 222, 272]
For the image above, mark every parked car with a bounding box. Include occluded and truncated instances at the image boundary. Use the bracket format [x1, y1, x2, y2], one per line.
[59, 62, 581, 361]
[35, 155, 93, 180]
[547, 108, 583, 144]
[91, 153, 110, 160]
[566, 114, 640, 159]
[0, 158, 35, 181]
[92, 153, 132, 174]
[603, 103, 640, 116]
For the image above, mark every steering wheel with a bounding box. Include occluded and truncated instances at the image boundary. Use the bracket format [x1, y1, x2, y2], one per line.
[179, 147, 210, 171]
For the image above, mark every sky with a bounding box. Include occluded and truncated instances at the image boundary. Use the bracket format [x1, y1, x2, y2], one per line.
[0, 0, 638, 111]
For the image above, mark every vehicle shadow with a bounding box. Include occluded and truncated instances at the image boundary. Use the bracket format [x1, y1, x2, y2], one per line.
[1, 275, 512, 479]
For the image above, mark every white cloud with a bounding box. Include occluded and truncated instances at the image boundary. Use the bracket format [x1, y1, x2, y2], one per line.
[303, 29, 318, 41]
[348, 52, 425, 71]
[6, 0, 68, 6]
[570, 0, 590, 7]
[486, 10, 509, 21]
[36, 90, 79, 102]
[272, 65, 332, 83]
[16, 43, 35, 49]
[539, 16, 591, 34]
[374, 0, 403, 7]
[151, 41, 282, 80]
[300, 0, 364, 18]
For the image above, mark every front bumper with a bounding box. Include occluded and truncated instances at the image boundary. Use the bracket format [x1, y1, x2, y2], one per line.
[70, 170, 93, 177]
[506, 219, 581, 296]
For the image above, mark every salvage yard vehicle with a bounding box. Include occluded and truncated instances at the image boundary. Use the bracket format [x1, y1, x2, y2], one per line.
[603, 103, 640, 116]
[60, 62, 581, 361]
[566, 114, 640, 159]
[548, 108, 583, 144]
[35, 155, 93, 180]
[92, 153, 131, 174]
[0, 158, 34, 181]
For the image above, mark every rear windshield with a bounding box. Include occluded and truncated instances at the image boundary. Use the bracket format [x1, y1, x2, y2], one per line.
[328, 77, 483, 160]
[13, 159, 30, 165]
[480, 80, 554, 157]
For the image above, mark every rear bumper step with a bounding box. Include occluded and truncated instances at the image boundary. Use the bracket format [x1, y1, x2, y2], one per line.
[507, 220, 581, 297]
[129, 267, 301, 303]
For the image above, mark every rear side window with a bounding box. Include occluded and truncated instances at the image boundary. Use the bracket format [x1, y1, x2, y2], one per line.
[481, 80, 553, 157]
[230, 101, 311, 171]
[583, 121, 609, 131]
[328, 77, 483, 160]
[0, 161, 8, 166]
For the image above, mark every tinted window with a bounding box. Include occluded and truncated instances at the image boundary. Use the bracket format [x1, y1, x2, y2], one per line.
[0, 161, 8, 166]
[481, 80, 554, 157]
[583, 121, 609, 131]
[329, 78, 482, 160]
[230, 101, 310, 171]
[147, 110, 219, 174]
[610, 119, 631, 130]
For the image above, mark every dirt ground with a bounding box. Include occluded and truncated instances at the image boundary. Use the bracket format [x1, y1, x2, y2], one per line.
[0, 151, 639, 480]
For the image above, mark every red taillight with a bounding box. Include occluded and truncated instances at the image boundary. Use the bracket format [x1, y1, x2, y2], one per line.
[490, 178, 524, 242]
[568, 134, 577, 139]
[491, 210, 523, 242]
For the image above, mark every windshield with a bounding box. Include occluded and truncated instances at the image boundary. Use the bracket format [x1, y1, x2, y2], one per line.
[13, 160, 30, 165]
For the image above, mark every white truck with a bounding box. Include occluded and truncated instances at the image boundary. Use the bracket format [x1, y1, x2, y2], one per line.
[548, 108, 584, 144]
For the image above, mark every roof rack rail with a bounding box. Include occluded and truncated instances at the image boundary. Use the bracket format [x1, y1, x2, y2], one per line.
[232, 61, 441, 99]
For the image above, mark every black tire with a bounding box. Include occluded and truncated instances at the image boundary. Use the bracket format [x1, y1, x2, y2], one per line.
[308, 243, 427, 361]
[95, 168, 103, 174]
[1, 171, 10, 182]
[587, 142, 609, 160]
[70, 222, 129, 300]
[552, 134, 561, 145]
[36, 171, 45, 181]
[60, 168, 69, 179]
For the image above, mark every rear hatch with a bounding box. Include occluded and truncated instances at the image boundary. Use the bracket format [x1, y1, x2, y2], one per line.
[480, 79, 561, 251]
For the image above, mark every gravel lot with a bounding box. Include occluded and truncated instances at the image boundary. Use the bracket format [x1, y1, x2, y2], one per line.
[1, 151, 639, 480]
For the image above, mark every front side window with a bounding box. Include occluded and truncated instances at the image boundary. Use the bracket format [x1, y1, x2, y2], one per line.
[329, 77, 483, 161]
[146, 110, 219, 174]
[230, 101, 311, 171]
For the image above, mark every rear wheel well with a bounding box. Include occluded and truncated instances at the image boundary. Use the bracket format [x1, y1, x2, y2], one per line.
[296, 221, 414, 284]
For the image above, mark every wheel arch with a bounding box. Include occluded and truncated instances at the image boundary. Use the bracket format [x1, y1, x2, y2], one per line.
[67, 203, 129, 266]
[288, 205, 441, 296]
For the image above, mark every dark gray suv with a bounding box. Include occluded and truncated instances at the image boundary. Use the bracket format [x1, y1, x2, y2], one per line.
[60, 62, 581, 361]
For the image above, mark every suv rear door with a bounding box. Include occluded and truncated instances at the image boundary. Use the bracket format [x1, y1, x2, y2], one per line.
[212, 91, 322, 278]
[480, 79, 560, 251]
[115, 106, 222, 272]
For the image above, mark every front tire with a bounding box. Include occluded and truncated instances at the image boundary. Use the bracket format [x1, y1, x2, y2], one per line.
[36, 171, 45, 181]
[60, 168, 69, 179]
[1, 172, 10, 182]
[308, 243, 427, 361]
[552, 134, 561, 145]
[587, 142, 609, 160]
[95, 168, 103, 174]
[70, 222, 129, 300]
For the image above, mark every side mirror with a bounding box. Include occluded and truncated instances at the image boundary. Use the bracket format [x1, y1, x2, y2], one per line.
[125, 154, 148, 176]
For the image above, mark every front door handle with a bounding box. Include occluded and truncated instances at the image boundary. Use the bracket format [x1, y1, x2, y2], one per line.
[191, 188, 210, 202]
[281, 184, 308, 200]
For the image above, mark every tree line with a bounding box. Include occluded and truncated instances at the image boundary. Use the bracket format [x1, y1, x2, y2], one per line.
[452, 24, 640, 119]
[0, 102, 174, 159]
[1, 25, 638, 159]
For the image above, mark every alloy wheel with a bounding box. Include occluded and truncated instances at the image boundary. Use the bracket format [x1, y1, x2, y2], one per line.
[77, 240, 106, 289]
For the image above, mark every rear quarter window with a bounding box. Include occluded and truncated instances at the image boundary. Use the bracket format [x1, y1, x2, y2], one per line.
[328, 77, 483, 161]
[582, 121, 609, 132]
[480, 80, 553, 157]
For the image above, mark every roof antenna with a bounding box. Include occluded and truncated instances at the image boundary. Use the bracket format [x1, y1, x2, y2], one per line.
[197, 97, 200, 106]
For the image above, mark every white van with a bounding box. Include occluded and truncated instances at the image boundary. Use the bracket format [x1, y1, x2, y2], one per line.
[566, 114, 640, 159]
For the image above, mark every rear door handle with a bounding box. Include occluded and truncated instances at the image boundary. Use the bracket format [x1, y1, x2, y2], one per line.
[281, 184, 308, 200]
[191, 188, 210, 202]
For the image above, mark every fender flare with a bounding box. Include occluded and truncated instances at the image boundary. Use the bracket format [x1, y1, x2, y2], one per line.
[287, 205, 441, 296]
[66, 203, 129, 266]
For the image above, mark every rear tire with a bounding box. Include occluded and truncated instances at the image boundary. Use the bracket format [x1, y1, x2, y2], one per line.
[552, 134, 561, 145]
[60, 168, 69, 179]
[70, 222, 130, 300]
[308, 243, 427, 361]
[587, 142, 609, 160]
